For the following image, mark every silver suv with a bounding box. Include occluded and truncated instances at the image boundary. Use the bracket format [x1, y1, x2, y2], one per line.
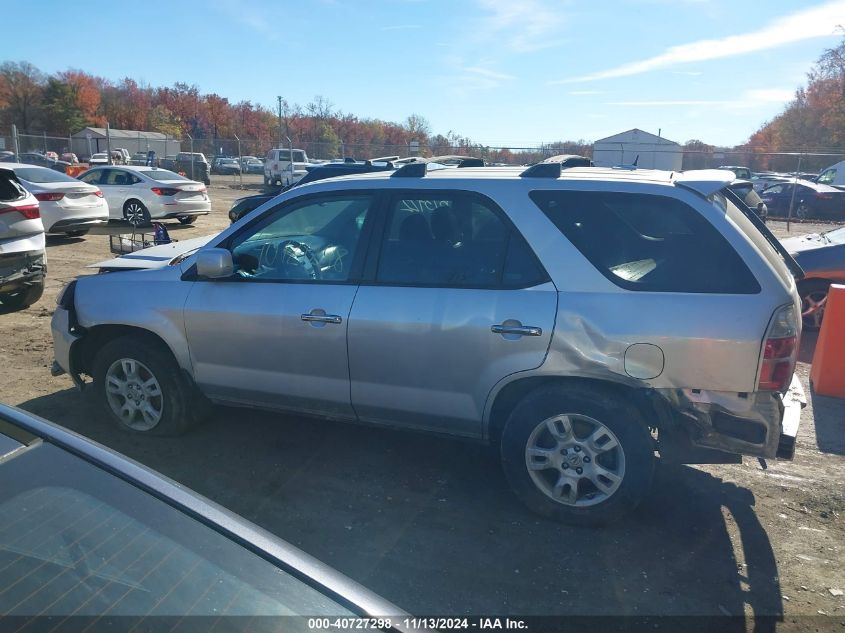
[51, 164, 805, 525]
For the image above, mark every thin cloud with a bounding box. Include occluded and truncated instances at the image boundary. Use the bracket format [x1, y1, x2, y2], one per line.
[380, 24, 423, 31]
[607, 88, 796, 109]
[671, 70, 703, 76]
[552, 0, 845, 83]
[568, 90, 603, 95]
[462, 66, 516, 81]
[475, 0, 567, 52]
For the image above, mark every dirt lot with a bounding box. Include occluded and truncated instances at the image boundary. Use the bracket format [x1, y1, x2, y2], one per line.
[2, 175, 845, 628]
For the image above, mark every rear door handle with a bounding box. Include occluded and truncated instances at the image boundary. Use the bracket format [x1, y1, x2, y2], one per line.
[301, 313, 342, 324]
[492, 324, 542, 337]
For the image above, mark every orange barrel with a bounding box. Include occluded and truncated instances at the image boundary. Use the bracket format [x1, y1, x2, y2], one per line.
[810, 283, 845, 398]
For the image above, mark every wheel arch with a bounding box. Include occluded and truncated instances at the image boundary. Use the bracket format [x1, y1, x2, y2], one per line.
[484, 374, 668, 445]
[72, 324, 190, 383]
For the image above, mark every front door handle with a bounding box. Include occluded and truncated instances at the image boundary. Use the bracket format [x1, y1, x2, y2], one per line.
[301, 312, 342, 324]
[492, 323, 542, 337]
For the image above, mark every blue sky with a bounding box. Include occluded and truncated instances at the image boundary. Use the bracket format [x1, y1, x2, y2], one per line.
[6, 0, 845, 147]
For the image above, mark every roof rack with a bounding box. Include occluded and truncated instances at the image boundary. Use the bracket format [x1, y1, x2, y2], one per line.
[520, 163, 562, 178]
[391, 162, 430, 177]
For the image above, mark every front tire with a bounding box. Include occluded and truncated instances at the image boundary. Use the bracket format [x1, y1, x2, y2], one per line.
[177, 216, 195, 225]
[92, 336, 196, 435]
[65, 229, 89, 237]
[500, 383, 655, 526]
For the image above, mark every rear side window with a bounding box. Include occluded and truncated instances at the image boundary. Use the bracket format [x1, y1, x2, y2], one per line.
[530, 190, 760, 294]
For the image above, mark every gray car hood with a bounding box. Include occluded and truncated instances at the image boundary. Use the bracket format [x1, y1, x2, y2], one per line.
[92, 235, 216, 270]
[780, 233, 828, 254]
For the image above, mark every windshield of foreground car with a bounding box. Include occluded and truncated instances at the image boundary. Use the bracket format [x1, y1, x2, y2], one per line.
[144, 169, 190, 182]
[823, 226, 845, 244]
[0, 442, 353, 617]
[15, 166, 80, 184]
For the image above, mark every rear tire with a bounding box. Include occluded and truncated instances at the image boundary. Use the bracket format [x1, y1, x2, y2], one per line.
[177, 216, 195, 225]
[92, 336, 198, 435]
[500, 383, 655, 526]
[65, 230, 89, 237]
[0, 279, 44, 311]
[123, 199, 151, 227]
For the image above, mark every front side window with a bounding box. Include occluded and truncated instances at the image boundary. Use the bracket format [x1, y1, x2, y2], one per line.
[376, 192, 547, 288]
[229, 194, 374, 282]
[530, 190, 760, 294]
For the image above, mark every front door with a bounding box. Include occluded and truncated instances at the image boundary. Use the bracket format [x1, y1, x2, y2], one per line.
[183, 191, 377, 418]
[347, 190, 557, 437]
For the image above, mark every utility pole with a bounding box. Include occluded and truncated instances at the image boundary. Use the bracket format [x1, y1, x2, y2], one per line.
[277, 96, 283, 149]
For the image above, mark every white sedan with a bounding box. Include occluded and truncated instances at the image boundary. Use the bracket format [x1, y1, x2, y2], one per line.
[6, 163, 108, 236]
[78, 166, 210, 226]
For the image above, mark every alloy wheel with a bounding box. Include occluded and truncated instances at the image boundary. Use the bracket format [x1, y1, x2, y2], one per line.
[105, 358, 164, 431]
[525, 414, 626, 507]
[124, 202, 146, 226]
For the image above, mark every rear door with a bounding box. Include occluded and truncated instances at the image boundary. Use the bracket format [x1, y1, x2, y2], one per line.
[347, 190, 557, 437]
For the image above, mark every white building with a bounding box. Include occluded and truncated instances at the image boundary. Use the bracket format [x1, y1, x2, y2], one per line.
[71, 128, 181, 160]
[592, 128, 682, 171]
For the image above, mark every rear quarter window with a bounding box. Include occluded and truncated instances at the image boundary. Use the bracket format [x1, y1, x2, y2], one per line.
[530, 190, 761, 294]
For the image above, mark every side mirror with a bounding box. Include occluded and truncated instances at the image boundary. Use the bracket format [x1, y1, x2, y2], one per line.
[196, 248, 234, 279]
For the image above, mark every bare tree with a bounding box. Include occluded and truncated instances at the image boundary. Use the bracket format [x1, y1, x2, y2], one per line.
[0, 61, 45, 131]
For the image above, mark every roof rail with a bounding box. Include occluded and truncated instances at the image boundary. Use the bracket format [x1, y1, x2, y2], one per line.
[520, 163, 562, 178]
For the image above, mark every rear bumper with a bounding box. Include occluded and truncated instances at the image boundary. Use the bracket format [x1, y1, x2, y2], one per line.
[777, 374, 806, 459]
[0, 249, 46, 294]
[661, 374, 806, 461]
[47, 217, 108, 234]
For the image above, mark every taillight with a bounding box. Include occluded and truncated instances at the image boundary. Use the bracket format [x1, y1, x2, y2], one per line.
[35, 192, 65, 202]
[0, 203, 40, 219]
[758, 305, 799, 391]
[94, 190, 104, 198]
[151, 187, 181, 196]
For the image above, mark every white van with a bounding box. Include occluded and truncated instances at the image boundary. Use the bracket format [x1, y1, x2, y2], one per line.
[264, 148, 310, 187]
[817, 161, 845, 190]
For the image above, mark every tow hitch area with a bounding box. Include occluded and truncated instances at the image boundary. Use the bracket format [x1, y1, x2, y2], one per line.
[778, 374, 807, 460]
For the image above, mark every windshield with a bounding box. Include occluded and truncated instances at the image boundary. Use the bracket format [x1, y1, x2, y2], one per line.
[144, 169, 189, 181]
[0, 442, 352, 617]
[824, 226, 845, 244]
[15, 166, 79, 184]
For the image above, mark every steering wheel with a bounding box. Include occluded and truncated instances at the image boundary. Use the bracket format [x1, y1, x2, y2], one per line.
[260, 239, 323, 279]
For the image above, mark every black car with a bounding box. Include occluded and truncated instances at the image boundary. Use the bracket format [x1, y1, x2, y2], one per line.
[228, 161, 395, 223]
[228, 193, 275, 223]
[0, 403, 407, 626]
[16, 152, 71, 173]
[211, 157, 242, 175]
[760, 180, 845, 220]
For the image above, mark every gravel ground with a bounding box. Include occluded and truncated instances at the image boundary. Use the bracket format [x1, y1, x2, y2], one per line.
[1, 176, 844, 628]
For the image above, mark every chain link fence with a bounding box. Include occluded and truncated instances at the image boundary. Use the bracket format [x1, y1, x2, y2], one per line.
[4, 125, 845, 175]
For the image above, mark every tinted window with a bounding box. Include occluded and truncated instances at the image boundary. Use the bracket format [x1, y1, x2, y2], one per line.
[530, 190, 760, 294]
[0, 444, 352, 617]
[376, 192, 545, 288]
[15, 166, 79, 184]
[145, 169, 189, 182]
[102, 170, 141, 186]
[230, 194, 374, 282]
